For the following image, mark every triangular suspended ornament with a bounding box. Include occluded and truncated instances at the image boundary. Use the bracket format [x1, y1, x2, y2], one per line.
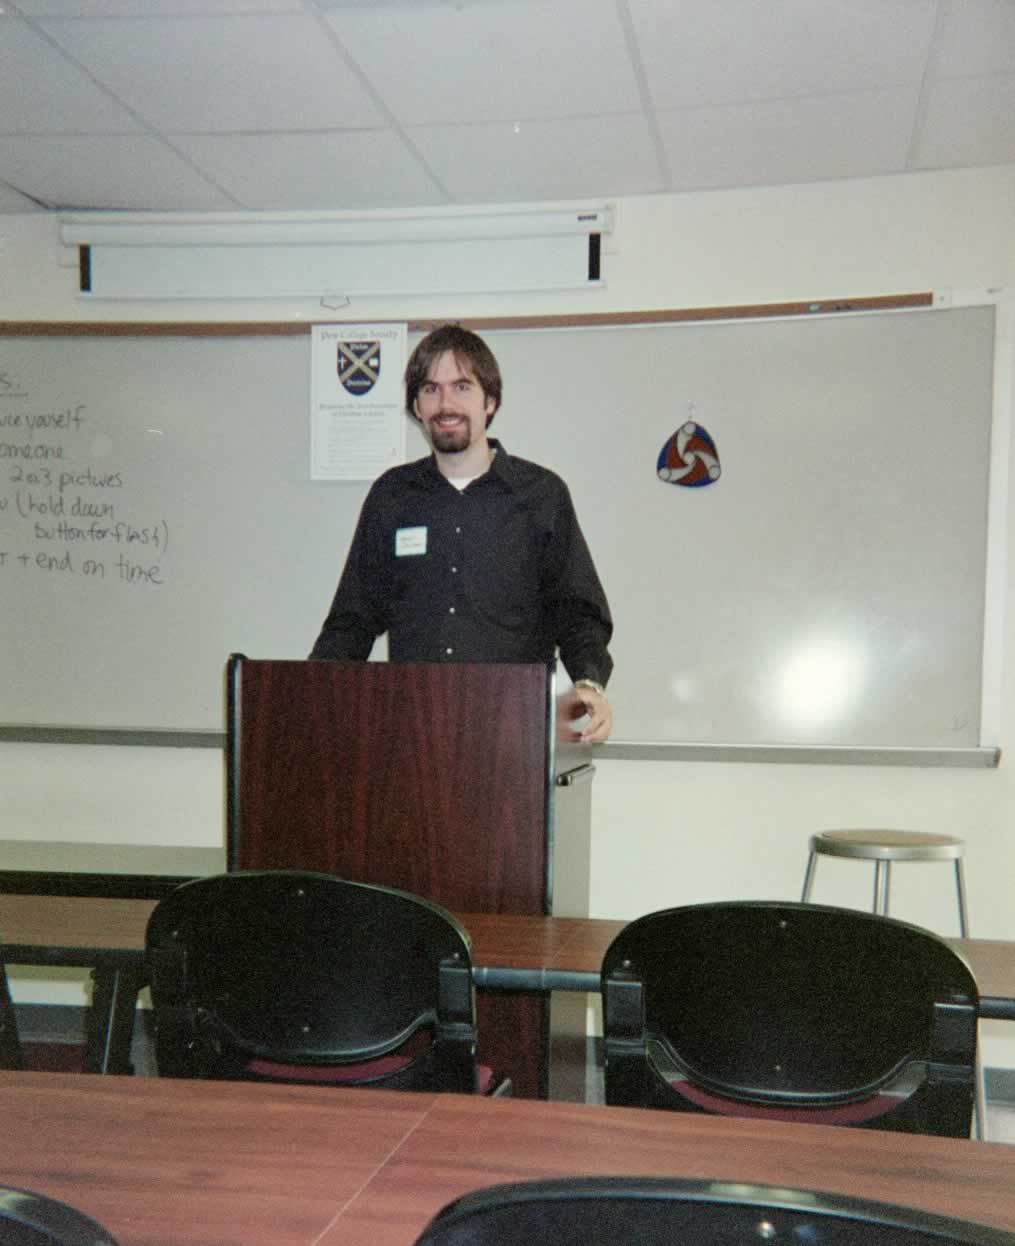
[657, 420, 721, 487]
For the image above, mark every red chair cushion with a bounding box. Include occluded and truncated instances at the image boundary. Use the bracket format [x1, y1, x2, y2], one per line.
[242, 1029, 498, 1093]
[670, 1078, 906, 1125]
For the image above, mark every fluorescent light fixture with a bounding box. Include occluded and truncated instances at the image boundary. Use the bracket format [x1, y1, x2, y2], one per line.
[59, 205, 612, 301]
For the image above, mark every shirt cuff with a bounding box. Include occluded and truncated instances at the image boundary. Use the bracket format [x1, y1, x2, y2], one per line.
[575, 678, 606, 696]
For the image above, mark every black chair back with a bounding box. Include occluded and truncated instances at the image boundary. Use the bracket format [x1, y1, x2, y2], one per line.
[0, 947, 25, 1071]
[0, 1184, 119, 1245]
[601, 901, 978, 1136]
[412, 1178, 1015, 1246]
[145, 870, 480, 1092]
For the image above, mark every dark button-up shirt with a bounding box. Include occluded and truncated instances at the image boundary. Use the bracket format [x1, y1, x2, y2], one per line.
[310, 440, 613, 686]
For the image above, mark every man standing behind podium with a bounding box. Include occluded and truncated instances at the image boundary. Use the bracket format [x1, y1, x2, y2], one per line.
[310, 323, 614, 742]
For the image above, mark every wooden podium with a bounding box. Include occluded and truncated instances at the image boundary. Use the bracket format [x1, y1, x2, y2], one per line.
[225, 655, 587, 1098]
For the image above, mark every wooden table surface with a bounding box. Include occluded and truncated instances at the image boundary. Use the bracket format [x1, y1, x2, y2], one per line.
[2, 892, 1013, 1011]
[2, 1071, 1015, 1246]
[0, 893, 627, 969]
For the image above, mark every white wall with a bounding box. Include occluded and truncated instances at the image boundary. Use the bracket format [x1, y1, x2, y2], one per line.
[4, 166, 1015, 1065]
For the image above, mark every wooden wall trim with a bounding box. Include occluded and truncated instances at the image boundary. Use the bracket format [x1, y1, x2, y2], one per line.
[0, 293, 934, 338]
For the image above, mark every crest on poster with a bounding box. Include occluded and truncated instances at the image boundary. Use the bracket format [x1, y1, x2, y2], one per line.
[337, 340, 381, 395]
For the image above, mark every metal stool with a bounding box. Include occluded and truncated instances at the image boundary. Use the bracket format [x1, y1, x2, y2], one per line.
[801, 828, 983, 1141]
[801, 830, 969, 936]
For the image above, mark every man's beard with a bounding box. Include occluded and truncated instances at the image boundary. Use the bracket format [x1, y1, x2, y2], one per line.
[430, 421, 471, 453]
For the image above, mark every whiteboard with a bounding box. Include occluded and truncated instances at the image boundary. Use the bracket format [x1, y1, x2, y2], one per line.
[0, 305, 997, 745]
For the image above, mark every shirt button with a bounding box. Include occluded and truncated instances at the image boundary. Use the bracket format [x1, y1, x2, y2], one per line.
[449, 606, 456, 614]
[455, 526, 461, 534]
[445, 647, 454, 655]
[451, 566, 458, 573]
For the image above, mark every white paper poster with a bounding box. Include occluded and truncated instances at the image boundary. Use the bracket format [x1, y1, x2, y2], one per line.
[310, 322, 407, 481]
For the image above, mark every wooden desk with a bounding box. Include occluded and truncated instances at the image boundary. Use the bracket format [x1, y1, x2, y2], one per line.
[2, 1071, 1015, 1246]
[0, 895, 628, 1074]
[3, 892, 1013, 1009]
[0, 894, 623, 978]
[3, 893, 1015, 1082]
[5, 841, 1013, 1010]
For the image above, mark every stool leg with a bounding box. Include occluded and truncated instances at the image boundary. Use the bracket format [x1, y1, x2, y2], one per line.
[801, 852, 818, 902]
[955, 860, 970, 937]
[873, 861, 890, 916]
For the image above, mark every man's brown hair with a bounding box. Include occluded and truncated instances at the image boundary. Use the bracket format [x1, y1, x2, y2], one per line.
[404, 324, 503, 426]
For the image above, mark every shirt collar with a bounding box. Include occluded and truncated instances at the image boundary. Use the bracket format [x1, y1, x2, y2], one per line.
[483, 439, 520, 489]
[417, 437, 518, 491]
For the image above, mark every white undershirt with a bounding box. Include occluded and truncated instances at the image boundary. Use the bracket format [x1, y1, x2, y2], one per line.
[444, 448, 495, 491]
[447, 474, 481, 492]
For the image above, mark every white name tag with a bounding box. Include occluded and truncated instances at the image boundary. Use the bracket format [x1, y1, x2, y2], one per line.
[395, 526, 428, 557]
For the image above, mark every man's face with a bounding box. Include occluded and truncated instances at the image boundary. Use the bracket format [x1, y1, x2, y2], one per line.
[413, 351, 496, 455]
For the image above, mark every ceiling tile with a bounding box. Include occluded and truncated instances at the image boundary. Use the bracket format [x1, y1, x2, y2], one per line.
[327, 0, 641, 125]
[0, 135, 237, 210]
[0, 182, 43, 212]
[916, 75, 1015, 169]
[409, 114, 664, 202]
[628, 0, 937, 109]
[0, 18, 143, 133]
[657, 88, 918, 192]
[173, 130, 446, 210]
[314, 0, 451, 7]
[15, 1, 300, 13]
[36, 13, 386, 132]
[935, 0, 1015, 77]
[0, 0, 1011, 221]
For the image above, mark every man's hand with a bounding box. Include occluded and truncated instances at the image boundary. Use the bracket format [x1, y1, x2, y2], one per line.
[572, 682, 613, 743]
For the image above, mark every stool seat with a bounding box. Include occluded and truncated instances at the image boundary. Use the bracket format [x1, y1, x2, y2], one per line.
[810, 830, 964, 862]
[801, 829, 968, 937]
